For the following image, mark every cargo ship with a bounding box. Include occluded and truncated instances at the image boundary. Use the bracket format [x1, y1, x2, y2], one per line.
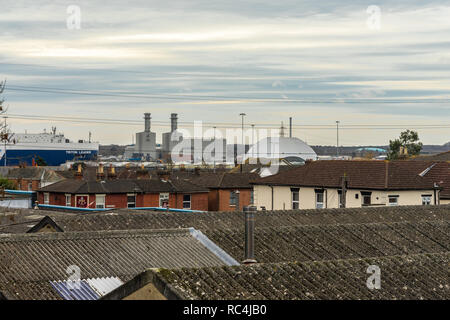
[0, 128, 99, 166]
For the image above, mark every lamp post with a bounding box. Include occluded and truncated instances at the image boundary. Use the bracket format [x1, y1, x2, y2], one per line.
[213, 126, 216, 169]
[251, 124, 255, 159]
[336, 120, 340, 158]
[239, 113, 246, 171]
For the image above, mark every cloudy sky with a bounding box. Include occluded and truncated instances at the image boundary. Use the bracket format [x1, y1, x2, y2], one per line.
[1, 0, 449, 146]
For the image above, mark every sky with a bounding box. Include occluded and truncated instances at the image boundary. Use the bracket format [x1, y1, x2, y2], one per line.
[0, 0, 449, 146]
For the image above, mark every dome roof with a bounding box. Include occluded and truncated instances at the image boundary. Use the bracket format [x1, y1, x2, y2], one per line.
[244, 137, 317, 162]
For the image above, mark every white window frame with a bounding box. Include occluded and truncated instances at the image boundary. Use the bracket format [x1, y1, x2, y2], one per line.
[315, 191, 324, 209]
[229, 191, 238, 206]
[182, 194, 191, 209]
[44, 192, 50, 205]
[127, 193, 136, 208]
[388, 195, 399, 206]
[96, 194, 106, 209]
[421, 195, 432, 205]
[291, 189, 300, 210]
[159, 193, 169, 207]
[65, 194, 71, 207]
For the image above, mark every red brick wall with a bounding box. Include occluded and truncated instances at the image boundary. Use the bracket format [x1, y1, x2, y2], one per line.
[216, 188, 253, 211]
[10, 179, 41, 191]
[37, 191, 209, 211]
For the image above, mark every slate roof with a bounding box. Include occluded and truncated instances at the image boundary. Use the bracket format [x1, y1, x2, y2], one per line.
[37, 178, 209, 194]
[6, 167, 64, 182]
[184, 172, 259, 189]
[253, 160, 449, 191]
[0, 228, 229, 300]
[150, 252, 449, 300]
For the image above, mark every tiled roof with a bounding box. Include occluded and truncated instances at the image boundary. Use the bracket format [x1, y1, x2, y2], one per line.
[0, 228, 228, 300]
[151, 252, 449, 300]
[37, 178, 209, 194]
[253, 160, 449, 191]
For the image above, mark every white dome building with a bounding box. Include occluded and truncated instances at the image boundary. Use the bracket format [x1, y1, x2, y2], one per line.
[243, 136, 317, 164]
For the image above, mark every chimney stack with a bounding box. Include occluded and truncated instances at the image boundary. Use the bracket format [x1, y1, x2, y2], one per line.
[243, 206, 257, 264]
[97, 163, 105, 180]
[144, 113, 151, 132]
[108, 164, 117, 179]
[170, 113, 178, 132]
[75, 163, 83, 180]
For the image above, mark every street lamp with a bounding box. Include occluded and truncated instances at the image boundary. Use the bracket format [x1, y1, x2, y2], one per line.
[239, 113, 246, 171]
[336, 120, 340, 158]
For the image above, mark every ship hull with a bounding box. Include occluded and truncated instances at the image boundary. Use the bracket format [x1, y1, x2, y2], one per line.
[0, 145, 98, 166]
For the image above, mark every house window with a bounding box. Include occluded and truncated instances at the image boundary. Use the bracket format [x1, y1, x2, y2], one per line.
[127, 194, 136, 208]
[361, 191, 372, 206]
[250, 190, 254, 205]
[315, 190, 324, 209]
[65, 194, 71, 207]
[28, 182, 33, 191]
[230, 191, 238, 206]
[44, 193, 50, 205]
[291, 188, 300, 209]
[422, 194, 432, 205]
[183, 194, 191, 209]
[388, 195, 399, 206]
[96, 194, 106, 209]
[159, 193, 169, 207]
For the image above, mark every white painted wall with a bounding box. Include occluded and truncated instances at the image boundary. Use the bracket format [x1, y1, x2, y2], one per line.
[253, 184, 439, 210]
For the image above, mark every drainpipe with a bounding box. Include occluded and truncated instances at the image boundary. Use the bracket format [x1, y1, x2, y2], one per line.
[270, 185, 274, 211]
[243, 206, 257, 264]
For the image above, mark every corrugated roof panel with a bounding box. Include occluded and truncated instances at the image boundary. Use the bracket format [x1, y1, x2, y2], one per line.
[50, 280, 100, 300]
[86, 277, 123, 296]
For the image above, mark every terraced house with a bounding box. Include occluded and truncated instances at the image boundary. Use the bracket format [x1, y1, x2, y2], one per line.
[36, 178, 209, 211]
[252, 160, 449, 210]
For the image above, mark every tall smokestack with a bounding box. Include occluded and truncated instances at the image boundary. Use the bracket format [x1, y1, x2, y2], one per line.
[170, 113, 178, 132]
[144, 113, 151, 132]
[243, 206, 257, 264]
[289, 117, 292, 138]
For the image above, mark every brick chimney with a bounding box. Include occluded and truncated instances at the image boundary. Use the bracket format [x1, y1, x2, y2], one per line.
[74, 164, 83, 180]
[108, 164, 117, 179]
[97, 163, 105, 180]
[137, 164, 148, 180]
[157, 169, 170, 181]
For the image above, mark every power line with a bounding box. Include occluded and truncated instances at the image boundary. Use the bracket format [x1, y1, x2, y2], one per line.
[6, 114, 450, 130]
[6, 84, 450, 104]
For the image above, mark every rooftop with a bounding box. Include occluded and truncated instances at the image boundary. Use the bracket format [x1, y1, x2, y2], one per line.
[0, 228, 231, 300]
[141, 252, 449, 300]
[253, 160, 449, 191]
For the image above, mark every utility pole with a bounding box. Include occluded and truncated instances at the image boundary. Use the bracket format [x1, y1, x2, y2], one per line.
[251, 124, 255, 159]
[239, 113, 246, 172]
[213, 126, 216, 170]
[3, 117, 7, 167]
[336, 120, 340, 158]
